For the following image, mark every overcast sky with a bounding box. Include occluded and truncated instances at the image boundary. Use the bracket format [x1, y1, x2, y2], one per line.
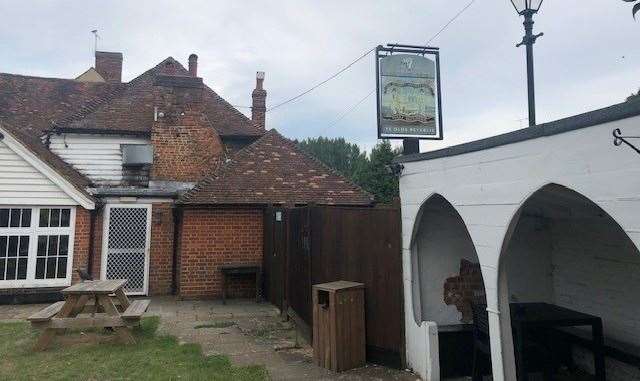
[1, 1, 639, 152]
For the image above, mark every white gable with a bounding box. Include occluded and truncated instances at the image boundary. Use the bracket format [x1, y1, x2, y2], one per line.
[0, 139, 75, 205]
[0, 127, 94, 208]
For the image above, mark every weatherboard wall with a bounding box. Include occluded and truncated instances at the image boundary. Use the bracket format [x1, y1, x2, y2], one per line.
[49, 133, 149, 186]
[0, 139, 75, 205]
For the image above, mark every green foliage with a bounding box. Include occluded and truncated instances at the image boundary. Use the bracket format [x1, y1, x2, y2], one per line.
[628, 88, 640, 101]
[299, 137, 401, 204]
[0, 317, 267, 381]
[298, 137, 368, 179]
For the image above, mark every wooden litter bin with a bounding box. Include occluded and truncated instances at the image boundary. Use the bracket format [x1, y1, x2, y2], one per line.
[312, 281, 365, 372]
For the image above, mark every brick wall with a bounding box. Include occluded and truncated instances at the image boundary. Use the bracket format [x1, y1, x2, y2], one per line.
[443, 259, 486, 323]
[148, 203, 174, 295]
[71, 207, 92, 283]
[150, 76, 224, 182]
[90, 208, 103, 278]
[178, 209, 263, 299]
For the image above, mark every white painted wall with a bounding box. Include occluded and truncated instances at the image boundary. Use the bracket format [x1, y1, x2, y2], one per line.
[399, 113, 640, 381]
[49, 133, 150, 186]
[413, 199, 480, 325]
[0, 140, 75, 205]
[503, 215, 554, 304]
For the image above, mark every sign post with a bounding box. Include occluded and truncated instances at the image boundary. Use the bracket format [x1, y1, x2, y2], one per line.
[376, 44, 443, 154]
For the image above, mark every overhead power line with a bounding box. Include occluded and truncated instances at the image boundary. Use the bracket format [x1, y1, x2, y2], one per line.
[239, 0, 476, 120]
[424, 0, 476, 46]
[325, 89, 375, 130]
[266, 47, 376, 113]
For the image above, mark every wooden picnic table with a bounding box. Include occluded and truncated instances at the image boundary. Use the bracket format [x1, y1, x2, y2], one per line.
[28, 279, 150, 351]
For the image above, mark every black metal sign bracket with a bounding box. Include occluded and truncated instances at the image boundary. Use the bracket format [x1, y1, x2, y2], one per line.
[613, 128, 640, 155]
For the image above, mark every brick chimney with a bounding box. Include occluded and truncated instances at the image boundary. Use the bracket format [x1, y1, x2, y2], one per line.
[95, 51, 123, 83]
[251, 72, 267, 130]
[188, 54, 198, 77]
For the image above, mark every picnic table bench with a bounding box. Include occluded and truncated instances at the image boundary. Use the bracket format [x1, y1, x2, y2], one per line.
[27, 279, 150, 351]
[219, 265, 262, 304]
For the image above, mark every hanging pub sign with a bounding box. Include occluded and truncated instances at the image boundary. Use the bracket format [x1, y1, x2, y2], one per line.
[376, 44, 443, 140]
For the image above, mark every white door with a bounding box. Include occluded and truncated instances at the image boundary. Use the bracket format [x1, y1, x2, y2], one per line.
[101, 204, 151, 295]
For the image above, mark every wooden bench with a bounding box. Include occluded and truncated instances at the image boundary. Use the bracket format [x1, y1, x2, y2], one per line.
[554, 327, 640, 369]
[28, 301, 65, 323]
[121, 299, 151, 321]
[219, 265, 262, 304]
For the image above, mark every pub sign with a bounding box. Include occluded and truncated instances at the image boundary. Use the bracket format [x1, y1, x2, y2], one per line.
[376, 45, 443, 140]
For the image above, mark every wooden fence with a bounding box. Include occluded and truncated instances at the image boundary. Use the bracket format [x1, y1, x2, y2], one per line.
[263, 204, 404, 368]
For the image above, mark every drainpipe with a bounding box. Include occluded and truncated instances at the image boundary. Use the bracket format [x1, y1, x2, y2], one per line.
[171, 206, 182, 295]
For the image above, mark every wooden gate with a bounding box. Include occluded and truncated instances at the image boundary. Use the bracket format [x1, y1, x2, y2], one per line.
[262, 206, 286, 309]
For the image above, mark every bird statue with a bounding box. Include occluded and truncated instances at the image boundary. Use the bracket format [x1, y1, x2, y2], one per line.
[76, 268, 93, 282]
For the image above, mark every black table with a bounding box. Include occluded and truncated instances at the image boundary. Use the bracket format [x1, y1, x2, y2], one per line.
[220, 265, 262, 304]
[510, 302, 605, 381]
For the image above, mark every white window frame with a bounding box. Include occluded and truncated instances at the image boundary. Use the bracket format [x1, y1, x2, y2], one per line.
[0, 206, 76, 288]
[100, 203, 152, 296]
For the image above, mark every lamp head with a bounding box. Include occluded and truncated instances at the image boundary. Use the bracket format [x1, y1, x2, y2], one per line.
[510, 0, 543, 15]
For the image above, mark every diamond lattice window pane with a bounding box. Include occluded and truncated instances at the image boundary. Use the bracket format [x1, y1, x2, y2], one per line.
[105, 207, 148, 294]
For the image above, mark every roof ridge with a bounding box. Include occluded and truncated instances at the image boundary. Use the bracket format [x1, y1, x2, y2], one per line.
[52, 57, 188, 130]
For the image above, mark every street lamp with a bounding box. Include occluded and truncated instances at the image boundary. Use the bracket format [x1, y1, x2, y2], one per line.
[510, 0, 544, 127]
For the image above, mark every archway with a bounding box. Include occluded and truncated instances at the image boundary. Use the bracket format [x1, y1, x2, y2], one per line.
[498, 183, 640, 380]
[411, 194, 488, 378]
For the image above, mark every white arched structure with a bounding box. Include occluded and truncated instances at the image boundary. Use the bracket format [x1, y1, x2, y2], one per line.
[398, 101, 640, 380]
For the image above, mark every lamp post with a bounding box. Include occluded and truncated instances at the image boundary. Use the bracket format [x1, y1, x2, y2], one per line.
[510, 0, 544, 127]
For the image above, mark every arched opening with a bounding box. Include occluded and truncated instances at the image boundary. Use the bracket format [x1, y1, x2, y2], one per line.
[411, 194, 488, 378]
[499, 183, 640, 381]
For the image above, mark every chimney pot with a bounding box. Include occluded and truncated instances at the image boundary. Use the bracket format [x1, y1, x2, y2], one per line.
[95, 51, 123, 83]
[188, 54, 198, 77]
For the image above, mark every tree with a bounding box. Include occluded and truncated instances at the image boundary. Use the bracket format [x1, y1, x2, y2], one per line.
[298, 137, 401, 204]
[628, 88, 640, 102]
[353, 140, 401, 204]
[298, 137, 368, 179]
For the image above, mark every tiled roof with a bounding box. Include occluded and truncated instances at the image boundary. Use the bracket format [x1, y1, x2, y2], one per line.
[0, 73, 123, 135]
[180, 129, 374, 206]
[56, 57, 262, 137]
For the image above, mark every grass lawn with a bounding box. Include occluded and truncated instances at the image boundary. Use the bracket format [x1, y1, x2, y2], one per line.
[0, 317, 267, 381]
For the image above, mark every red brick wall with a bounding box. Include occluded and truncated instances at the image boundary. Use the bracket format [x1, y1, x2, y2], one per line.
[71, 207, 91, 283]
[443, 259, 486, 323]
[151, 80, 224, 182]
[178, 209, 263, 299]
[90, 208, 103, 278]
[148, 203, 174, 295]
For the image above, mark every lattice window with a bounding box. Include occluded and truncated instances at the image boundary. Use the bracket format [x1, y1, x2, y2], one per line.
[104, 207, 149, 294]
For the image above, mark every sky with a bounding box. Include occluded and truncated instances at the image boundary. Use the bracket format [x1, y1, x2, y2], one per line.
[1, 0, 639, 153]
